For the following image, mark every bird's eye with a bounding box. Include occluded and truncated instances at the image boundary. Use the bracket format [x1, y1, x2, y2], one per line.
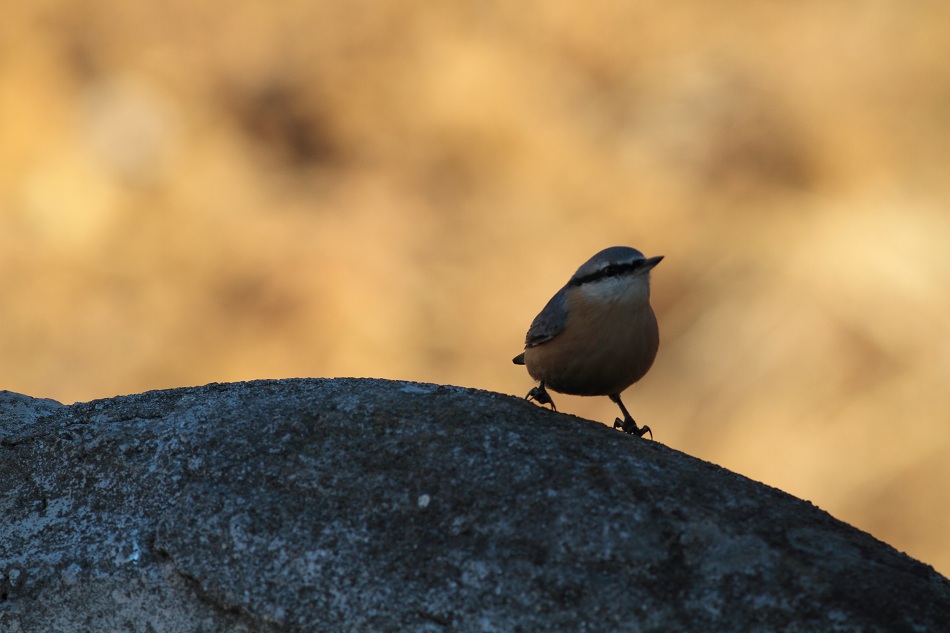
[572, 260, 641, 286]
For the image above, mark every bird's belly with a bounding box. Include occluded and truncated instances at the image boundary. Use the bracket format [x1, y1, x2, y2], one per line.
[523, 304, 658, 396]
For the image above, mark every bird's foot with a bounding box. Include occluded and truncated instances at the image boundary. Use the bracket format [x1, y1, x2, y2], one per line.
[525, 383, 556, 411]
[613, 416, 652, 439]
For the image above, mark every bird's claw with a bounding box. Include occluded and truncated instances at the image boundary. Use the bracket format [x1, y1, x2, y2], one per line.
[525, 384, 556, 411]
[614, 417, 652, 440]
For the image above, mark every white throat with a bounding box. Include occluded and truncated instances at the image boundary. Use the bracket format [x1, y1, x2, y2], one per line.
[578, 273, 651, 305]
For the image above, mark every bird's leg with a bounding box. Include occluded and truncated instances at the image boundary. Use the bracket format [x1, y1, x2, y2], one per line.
[609, 394, 651, 439]
[525, 381, 557, 411]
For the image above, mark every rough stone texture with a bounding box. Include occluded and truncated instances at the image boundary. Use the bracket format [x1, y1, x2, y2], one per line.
[1, 379, 948, 632]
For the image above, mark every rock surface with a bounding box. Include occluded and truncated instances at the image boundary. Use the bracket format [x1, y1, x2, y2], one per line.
[1, 378, 949, 632]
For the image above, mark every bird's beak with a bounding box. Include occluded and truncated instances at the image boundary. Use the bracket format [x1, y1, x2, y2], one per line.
[643, 255, 664, 271]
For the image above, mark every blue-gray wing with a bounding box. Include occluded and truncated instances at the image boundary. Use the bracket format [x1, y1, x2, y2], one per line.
[524, 286, 569, 348]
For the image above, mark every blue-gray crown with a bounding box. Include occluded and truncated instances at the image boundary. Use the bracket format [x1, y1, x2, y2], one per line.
[569, 247, 661, 286]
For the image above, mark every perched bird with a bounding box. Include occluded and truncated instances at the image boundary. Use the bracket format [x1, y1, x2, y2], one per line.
[513, 246, 662, 437]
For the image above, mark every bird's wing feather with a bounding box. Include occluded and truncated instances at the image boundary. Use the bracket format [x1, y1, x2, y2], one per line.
[524, 287, 569, 348]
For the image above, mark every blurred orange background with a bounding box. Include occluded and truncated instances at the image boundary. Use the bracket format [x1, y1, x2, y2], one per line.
[3, 1, 950, 576]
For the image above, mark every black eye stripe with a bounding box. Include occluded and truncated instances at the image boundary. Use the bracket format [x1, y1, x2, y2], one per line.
[570, 261, 642, 286]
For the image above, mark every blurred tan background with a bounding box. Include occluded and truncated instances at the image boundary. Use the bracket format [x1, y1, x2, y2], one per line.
[3, 1, 950, 575]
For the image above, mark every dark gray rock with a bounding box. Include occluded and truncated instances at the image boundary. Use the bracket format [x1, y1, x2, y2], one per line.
[1, 378, 948, 632]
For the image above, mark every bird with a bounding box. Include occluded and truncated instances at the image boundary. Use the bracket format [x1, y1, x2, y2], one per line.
[513, 246, 662, 438]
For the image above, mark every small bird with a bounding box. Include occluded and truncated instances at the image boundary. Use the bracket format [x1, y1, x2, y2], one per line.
[513, 246, 662, 438]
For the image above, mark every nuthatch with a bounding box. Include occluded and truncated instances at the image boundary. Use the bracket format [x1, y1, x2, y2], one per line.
[513, 246, 662, 438]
